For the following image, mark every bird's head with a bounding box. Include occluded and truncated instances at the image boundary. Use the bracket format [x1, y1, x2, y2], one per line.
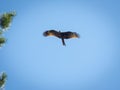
[43, 31, 48, 36]
[43, 30, 55, 36]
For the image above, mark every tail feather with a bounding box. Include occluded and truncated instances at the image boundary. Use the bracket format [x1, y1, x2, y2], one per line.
[61, 38, 66, 46]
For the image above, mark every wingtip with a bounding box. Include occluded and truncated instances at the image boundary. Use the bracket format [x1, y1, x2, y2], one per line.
[74, 32, 80, 38]
[77, 33, 80, 38]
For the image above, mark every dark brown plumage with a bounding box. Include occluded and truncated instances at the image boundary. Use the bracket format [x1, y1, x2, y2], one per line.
[43, 30, 79, 46]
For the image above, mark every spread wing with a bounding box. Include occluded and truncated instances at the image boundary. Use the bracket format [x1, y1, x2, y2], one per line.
[43, 30, 61, 38]
[61, 31, 80, 39]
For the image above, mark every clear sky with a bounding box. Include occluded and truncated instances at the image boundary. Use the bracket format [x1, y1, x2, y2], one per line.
[0, 0, 120, 90]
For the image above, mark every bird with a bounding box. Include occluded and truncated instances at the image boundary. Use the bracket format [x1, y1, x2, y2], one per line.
[43, 30, 79, 46]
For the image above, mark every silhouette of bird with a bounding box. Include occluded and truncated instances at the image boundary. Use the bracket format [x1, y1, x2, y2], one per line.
[43, 30, 79, 46]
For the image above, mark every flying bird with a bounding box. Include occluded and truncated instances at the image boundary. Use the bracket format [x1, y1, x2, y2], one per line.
[43, 30, 79, 46]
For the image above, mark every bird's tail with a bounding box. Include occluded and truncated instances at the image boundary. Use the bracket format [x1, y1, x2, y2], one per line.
[61, 38, 66, 46]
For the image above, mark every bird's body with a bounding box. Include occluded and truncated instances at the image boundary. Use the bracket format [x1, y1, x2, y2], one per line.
[43, 30, 79, 46]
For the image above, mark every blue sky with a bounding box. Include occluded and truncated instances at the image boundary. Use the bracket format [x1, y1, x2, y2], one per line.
[0, 0, 120, 90]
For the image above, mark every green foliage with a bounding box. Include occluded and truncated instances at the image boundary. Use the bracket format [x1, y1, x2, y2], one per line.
[0, 11, 16, 47]
[0, 30, 5, 47]
[0, 11, 16, 30]
[0, 72, 7, 88]
[0, 37, 6, 47]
